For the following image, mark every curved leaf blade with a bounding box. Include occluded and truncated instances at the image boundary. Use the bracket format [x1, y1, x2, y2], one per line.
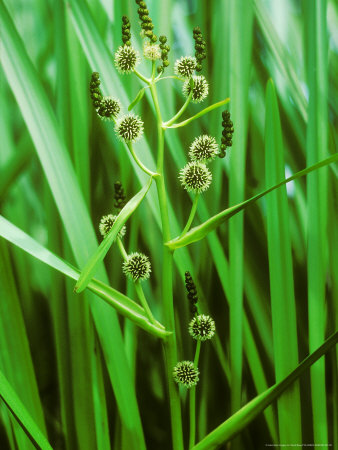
[193, 332, 338, 450]
[128, 87, 146, 111]
[166, 154, 338, 250]
[75, 177, 153, 293]
[0, 215, 169, 339]
[0, 370, 52, 450]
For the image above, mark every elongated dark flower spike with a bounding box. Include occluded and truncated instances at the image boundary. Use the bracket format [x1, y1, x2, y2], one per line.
[114, 181, 127, 211]
[185, 271, 198, 315]
[121, 16, 132, 46]
[218, 110, 234, 158]
[157, 35, 170, 74]
[193, 27, 207, 72]
[89, 72, 103, 108]
[135, 0, 157, 43]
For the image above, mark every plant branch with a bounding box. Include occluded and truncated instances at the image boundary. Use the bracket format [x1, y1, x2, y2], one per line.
[126, 141, 158, 177]
[166, 98, 230, 129]
[189, 340, 202, 449]
[163, 90, 193, 128]
[180, 194, 200, 239]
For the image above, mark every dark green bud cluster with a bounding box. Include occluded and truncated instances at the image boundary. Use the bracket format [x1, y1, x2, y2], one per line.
[121, 16, 131, 46]
[157, 35, 170, 73]
[114, 181, 127, 210]
[135, 0, 157, 42]
[89, 72, 103, 108]
[193, 27, 206, 72]
[185, 271, 198, 315]
[219, 111, 234, 158]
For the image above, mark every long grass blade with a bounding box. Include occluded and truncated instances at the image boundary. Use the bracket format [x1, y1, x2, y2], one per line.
[265, 79, 302, 443]
[305, 0, 330, 444]
[0, 215, 169, 339]
[0, 369, 52, 450]
[192, 332, 338, 450]
[166, 153, 338, 250]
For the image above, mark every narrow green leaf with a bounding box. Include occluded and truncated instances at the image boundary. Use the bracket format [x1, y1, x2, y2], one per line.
[75, 177, 153, 293]
[0, 215, 169, 340]
[0, 370, 52, 450]
[192, 332, 338, 450]
[128, 87, 146, 111]
[265, 79, 302, 443]
[166, 154, 338, 250]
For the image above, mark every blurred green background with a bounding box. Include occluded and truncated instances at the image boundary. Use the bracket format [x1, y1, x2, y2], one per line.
[0, 0, 337, 449]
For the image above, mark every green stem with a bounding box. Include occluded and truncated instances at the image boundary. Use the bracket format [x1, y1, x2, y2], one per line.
[133, 69, 150, 85]
[116, 238, 157, 325]
[164, 91, 193, 128]
[155, 75, 185, 83]
[126, 142, 158, 177]
[167, 98, 230, 129]
[180, 194, 200, 238]
[189, 340, 202, 449]
[149, 80, 184, 450]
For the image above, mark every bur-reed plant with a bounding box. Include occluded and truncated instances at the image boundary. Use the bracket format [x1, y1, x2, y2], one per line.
[0, 0, 337, 449]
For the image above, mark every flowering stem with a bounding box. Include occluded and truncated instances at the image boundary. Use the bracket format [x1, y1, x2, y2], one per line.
[163, 90, 193, 128]
[179, 194, 200, 239]
[116, 238, 157, 325]
[167, 98, 230, 129]
[126, 142, 158, 177]
[149, 75, 184, 450]
[189, 340, 202, 449]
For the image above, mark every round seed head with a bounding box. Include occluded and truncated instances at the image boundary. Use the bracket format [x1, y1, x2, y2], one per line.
[173, 361, 199, 388]
[183, 75, 209, 103]
[179, 161, 212, 194]
[97, 97, 121, 121]
[189, 135, 218, 163]
[123, 252, 151, 282]
[99, 214, 126, 239]
[114, 45, 140, 74]
[174, 56, 197, 78]
[189, 314, 216, 341]
[143, 42, 161, 60]
[115, 114, 144, 142]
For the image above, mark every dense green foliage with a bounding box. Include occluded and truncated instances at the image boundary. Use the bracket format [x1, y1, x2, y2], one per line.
[0, 0, 337, 449]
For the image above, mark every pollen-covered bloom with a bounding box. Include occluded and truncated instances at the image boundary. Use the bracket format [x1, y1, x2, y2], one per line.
[174, 56, 197, 78]
[143, 43, 161, 60]
[99, 214, 126, 239]
[189, 135, 218, 163]
[115, 114, 144, 142]
[97, 97, 121, 121]
[123, 252, 151, 282]
[179, 161, 212, 193]
[114, 45, 140, 73]
[173, 361, 199, 388]
[183, 75, 209, 103]
[189, 314, 216, 341]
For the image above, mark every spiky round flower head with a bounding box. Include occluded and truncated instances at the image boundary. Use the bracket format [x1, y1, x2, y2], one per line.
[115, 114, 144, 142]
[96, 97, 121, 121]
[189, 314, 216, 341]
[114, 45, 140, 74]
[183, 75, 209, 103]
[173, 361, 199, 388]
[99, 214, 126, 239]
[143, 42, 161, 60]
[174, 56, 197, 78]
[179, 161, 212, 194]
[189, 135, 218, 163]
[123, 252, 151, 282]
